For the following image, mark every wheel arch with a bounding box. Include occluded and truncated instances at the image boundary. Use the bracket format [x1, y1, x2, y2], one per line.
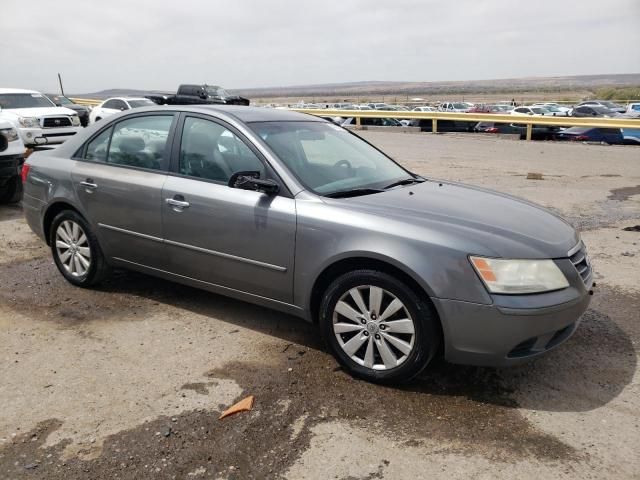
[42, 201, 84, 245]
[308, 255, 439, 325]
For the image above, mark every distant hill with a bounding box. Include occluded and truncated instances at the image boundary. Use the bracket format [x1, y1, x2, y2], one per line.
[72, 73, 640, 100]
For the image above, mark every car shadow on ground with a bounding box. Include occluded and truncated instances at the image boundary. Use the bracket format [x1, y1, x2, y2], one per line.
[89, 269, 637, 415]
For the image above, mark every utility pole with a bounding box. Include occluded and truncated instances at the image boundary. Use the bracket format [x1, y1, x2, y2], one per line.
[57, 73, 65, 96]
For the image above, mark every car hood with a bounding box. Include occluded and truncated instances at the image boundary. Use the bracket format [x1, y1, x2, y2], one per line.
[330, 180, 579, 259]
[1, 107, 77, 118]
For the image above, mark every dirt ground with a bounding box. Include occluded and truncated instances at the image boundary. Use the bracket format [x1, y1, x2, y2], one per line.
[0, 133, 639, 479]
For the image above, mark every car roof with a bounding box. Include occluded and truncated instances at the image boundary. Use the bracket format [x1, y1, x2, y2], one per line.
[101, 104, 326, 123]
[0, 88, 40, 94]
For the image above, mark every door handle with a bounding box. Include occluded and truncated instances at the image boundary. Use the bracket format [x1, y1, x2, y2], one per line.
[166, 197, 190, 209]
[80, 179, 98, 191]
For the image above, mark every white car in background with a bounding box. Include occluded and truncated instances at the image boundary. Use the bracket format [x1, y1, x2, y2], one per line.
[89, 97, 157, 124]
[624, 103, 640, 118]
[531, 103, 571, 116]
[0, 88, 81, 146]
[412, 106, 437, 112]
[438, 102, 472, 112]
[511, 106, 552, 116]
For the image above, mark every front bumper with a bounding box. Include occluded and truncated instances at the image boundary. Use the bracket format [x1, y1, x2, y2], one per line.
[432, 288, 591, 367]
[18, 126, 81, 146]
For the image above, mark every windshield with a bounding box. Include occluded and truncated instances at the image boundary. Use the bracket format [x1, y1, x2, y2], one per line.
[0, 93, 55, 109]
[592, 106, 612, 114]
[48, 95, 73, 105]
[250, 121, 413, 196]
[452, 103, 468, 109]
[205, 86, 230, 97]
[127, 99, 156, 108]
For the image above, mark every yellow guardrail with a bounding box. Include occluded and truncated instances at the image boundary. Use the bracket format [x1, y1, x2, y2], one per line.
[290, 108, 640, 140]
[69, 97, 102, 107]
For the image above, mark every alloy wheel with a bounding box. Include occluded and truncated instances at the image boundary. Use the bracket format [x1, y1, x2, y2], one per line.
[55, 220, 91, 277]
[332, 285, 416, 370]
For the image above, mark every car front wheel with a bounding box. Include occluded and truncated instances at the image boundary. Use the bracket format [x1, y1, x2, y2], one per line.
[50, 210, 109, 287]
[320, 270, 440, 383]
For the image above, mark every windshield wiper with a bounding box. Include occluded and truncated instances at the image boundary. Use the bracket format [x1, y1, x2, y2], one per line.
[383, 177, 425, 190]
[325, 188, 385, 199]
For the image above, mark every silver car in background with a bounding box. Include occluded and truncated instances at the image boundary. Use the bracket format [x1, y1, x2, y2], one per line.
[22, 106, 593, 383]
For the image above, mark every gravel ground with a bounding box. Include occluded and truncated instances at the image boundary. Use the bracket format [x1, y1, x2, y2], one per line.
[0, 133, 638, 479]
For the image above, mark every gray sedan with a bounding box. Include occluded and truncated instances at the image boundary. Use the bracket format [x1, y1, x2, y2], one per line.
[22, 106, 593, 382]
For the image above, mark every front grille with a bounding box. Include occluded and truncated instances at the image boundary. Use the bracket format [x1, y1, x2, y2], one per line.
[569, 242, 592, 286]
[42, 117, 72, 128]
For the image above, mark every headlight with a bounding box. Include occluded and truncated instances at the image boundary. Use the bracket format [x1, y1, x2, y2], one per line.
[470, 256, 569, 294]
[18, 117, 40, 128]
[0, 128, 19, 142]
[71, 115, 80, 126]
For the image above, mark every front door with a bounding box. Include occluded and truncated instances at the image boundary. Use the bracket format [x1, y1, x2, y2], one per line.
[161, 115, 296, 303]
[71, 113, 176, 268]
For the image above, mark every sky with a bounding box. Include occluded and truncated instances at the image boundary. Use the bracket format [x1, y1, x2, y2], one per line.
[2, 0, 639, 93]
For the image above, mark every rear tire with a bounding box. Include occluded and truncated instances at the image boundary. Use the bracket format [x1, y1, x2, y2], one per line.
[49, 210, 110, 287]
[319, 269, 440, 383]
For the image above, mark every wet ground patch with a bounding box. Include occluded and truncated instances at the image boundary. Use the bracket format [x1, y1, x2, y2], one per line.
[608, 185, 640, 202]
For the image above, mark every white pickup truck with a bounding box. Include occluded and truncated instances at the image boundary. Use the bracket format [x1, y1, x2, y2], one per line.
[0, 88, 81, 146]
[0, 119, 26, 203]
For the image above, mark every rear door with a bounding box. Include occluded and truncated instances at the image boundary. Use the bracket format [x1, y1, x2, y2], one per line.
[161, 114, 296, 303]
[71, 112, 177, 268]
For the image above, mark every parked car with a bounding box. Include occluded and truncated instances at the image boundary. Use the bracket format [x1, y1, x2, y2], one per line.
[556, 127, 624, 144]
[368, 103, 392, 110]
[624, 103, 640, 118]
[89, 97, 157, 124]
[0, 88, 82, 146]
[412, 106, 437, 112]
[22, 106, 593, 382]
[146, 84, 250, 107]
[570, 105, 620, 118]
[340, 117, 403, 127]
[577, 100, 626, 114]
[438, 102, 472, 113]
[45, 94, 91, 126]
[0, 119, 25, 203]
[474, 122, 560, 140]
[531, 103, 572, 115]
[468, 104, 513, 114]
[511, 106, 553, 116]
[622, 128, 640, 145]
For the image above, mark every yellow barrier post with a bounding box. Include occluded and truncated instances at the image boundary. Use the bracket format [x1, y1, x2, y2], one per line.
[355, 116, 361, 129]
[432, 119, 438, 134]
[526, 124, 533, 141]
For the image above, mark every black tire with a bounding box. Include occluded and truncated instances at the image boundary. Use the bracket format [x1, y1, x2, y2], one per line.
[49, 210, 110, 287]
[319, 269, 440, 383]
[0, 176, 22, 204]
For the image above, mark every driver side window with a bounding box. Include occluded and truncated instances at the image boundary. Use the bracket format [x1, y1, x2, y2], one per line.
[179, 117, 265, 184]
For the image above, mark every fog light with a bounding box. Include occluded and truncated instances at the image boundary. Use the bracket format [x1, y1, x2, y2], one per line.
[26, 132, 33, 138]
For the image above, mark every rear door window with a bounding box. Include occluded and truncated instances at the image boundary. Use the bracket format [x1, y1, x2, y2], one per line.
[84, 127, 112, 162]
[107, 115, 174, 170]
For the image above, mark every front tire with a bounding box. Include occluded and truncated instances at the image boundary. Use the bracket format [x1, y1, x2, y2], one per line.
[50, 210, 109, 287]
[319, 270, 440, 383]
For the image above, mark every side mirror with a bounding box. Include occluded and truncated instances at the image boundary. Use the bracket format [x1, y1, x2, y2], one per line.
[228, 171, 279, 195]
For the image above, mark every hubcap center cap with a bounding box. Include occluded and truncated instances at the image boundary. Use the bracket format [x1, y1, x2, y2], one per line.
[366, 322, 379, 335]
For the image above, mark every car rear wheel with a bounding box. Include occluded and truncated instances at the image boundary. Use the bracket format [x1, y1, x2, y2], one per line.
[50, 210, 109, 287]
[320, 270, 440, 383]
